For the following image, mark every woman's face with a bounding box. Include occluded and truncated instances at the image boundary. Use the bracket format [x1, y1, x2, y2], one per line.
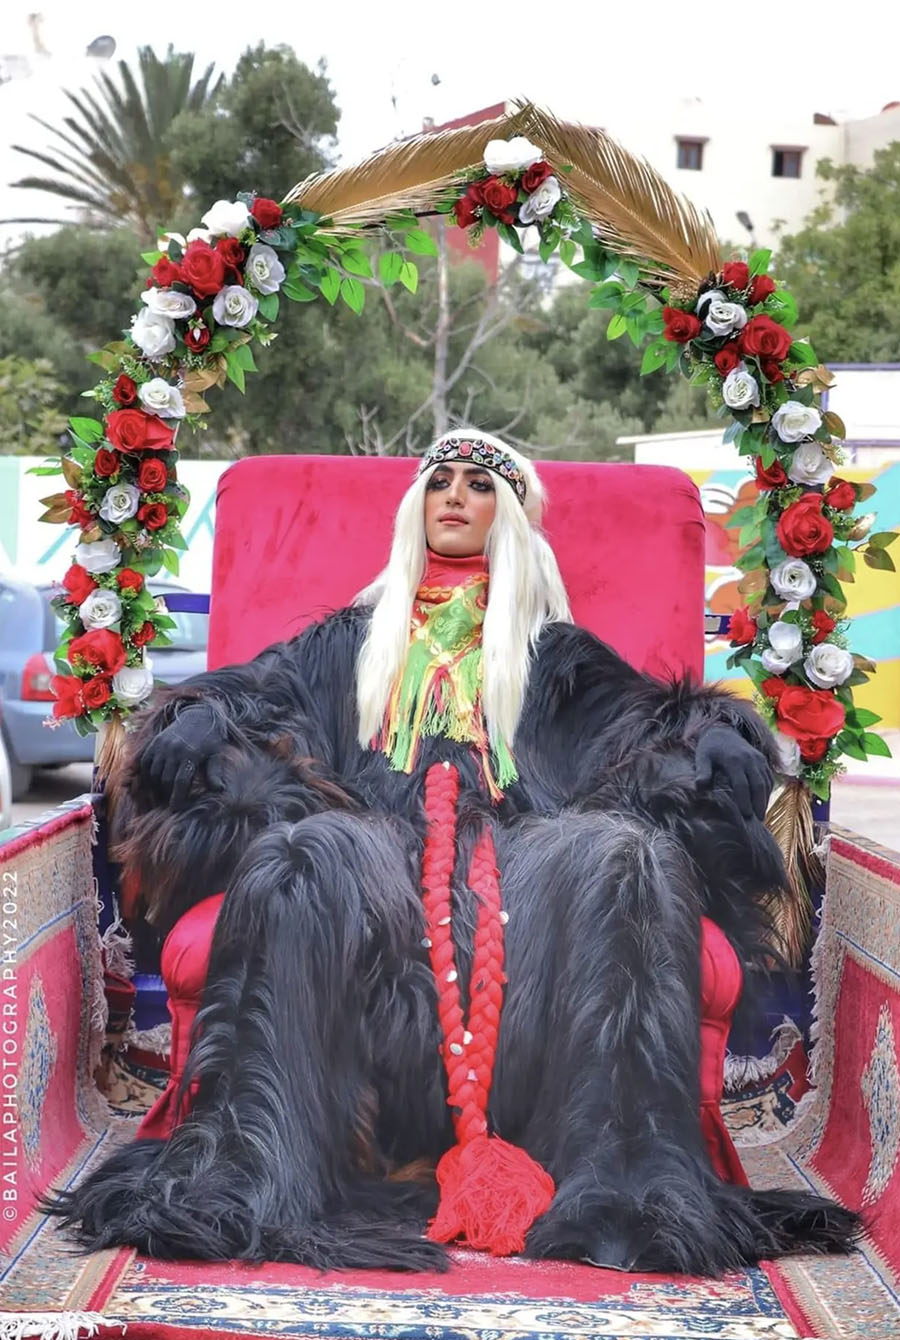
[424, 462, 497, 557]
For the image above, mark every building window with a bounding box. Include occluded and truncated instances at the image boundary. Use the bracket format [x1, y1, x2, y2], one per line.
[772, 147, 804, 178]
[676, 138, 705, 170]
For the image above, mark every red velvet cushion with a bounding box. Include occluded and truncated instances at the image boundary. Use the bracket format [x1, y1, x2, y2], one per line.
[209, 457, 705, 680]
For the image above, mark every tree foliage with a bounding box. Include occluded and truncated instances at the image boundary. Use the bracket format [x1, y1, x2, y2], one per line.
[775, 142, 900, 361]
[9, 46, 222, 240]
[0, 356, 67, 455]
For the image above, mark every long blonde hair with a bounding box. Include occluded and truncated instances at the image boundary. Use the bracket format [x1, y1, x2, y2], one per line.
[354, 435, 571, 754]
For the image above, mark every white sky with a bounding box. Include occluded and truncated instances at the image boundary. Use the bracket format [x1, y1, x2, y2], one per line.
[2, 0, 898, 170]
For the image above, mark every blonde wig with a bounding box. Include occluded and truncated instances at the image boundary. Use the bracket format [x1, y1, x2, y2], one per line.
[355, 434, 571, 755]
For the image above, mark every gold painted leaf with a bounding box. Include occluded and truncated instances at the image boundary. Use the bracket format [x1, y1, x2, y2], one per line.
[61, 457, 83, 488]
[38, 507, 71, 524]
[738, 568, 768, 595]
[823, 410, 846, 439]
[795, 363, 835, 392]
[181, 391, 210, 414]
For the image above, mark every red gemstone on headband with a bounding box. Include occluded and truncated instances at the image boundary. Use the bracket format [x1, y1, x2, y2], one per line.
[459, 442, 473, 456]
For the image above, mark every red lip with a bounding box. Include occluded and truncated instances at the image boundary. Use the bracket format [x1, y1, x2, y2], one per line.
[438, 513, 468, 525]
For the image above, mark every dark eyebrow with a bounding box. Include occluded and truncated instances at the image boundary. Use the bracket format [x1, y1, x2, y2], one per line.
[432, 463, 491, 477]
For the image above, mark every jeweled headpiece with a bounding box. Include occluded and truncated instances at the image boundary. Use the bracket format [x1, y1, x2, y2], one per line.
[418, 433, 527, 505]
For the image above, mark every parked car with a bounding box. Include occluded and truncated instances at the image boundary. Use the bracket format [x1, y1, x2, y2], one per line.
[0, 576, 208, 799]
[0, 708, 11, 830]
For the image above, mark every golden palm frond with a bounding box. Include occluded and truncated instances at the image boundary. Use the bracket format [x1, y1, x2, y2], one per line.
[522, 103, 721, 288]
[284, 105, 533, 229]
[765, 780, 824, 966]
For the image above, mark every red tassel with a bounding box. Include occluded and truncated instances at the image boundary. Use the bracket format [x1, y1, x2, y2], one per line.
[427, 1133, 555, 1256]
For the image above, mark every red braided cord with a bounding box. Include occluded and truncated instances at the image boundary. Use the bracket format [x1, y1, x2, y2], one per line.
[422, 763, 506, 1143]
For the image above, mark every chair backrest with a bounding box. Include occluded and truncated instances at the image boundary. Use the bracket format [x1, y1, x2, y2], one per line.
[209, 455, 706, 679]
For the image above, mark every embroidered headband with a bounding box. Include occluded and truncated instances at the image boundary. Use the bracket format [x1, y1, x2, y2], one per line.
[418, 434, 527, 505]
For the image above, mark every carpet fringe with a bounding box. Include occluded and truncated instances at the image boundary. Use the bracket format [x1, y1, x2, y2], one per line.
[0, 1313, 119, 1340]
[723, 1017, 802, 1092]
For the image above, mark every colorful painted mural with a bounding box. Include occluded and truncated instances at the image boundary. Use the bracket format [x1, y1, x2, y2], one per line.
[3, 454, 898, 725]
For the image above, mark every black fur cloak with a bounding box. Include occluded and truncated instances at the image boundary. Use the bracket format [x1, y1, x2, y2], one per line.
[50, 608, 859, 1273]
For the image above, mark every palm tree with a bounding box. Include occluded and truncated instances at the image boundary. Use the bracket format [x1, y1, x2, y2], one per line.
[7, 45, 223, 240]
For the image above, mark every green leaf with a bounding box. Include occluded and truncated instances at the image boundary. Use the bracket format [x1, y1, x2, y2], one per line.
[320, 267, 341, 305]
[340, 276, 366, 314]
[846, 707, 882, 729]
[384, 212, 419, 232]
[69, 416, 104, 443]
[404, 228, 438, 257]
[618, 260, 640, 289]
[167, 530, 188, 551]
[141, 250, 163, 265]
[749, 248, 772, 276]
[559, 237, 576, 267]
[161, 548, 180, 576]
[398, 260, 418, 294]
[821, 572, 846, 602]
[640, 341, 668, 375]
[868, 531, 898, 549]
[257, 292, 280, 321]
[282, 279, 318, 302]
[380, 251, 404, 285]
[606, 312, 627, 341]
[570, 259, 606, 281]
[497, 222, 525, 254]
[835, 730, 868, 762]
[588, 280, 624, 310]
[539, 229, 560, 263]
[232, 343, 257, 371]
[788, 341, 817, 368]
[27, 463, 64, 476]
[862, 732, 893, 758]
[766, 290, 798, 328]
[224, 351, 245, 393]
[341, 249, 373, 277]
[864, 547, 896, 572]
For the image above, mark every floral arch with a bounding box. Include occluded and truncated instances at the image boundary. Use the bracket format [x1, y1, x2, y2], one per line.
[37, 101, 894, 872]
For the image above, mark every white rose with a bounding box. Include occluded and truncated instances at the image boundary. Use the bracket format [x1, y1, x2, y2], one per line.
[157, 231, 186, 254]
[74, 538, 121, 574]
[787, 441, 833, 487]
[767, 619, 804, 664]
[212, 285, 259, 328]
[483, 136, 543, 175]
[773, 730, 802, 777]
[78, 588, 122, 630]
[139, 377, 186, 419]
[804, 643, 854, 689]
[98, 483, 140, 524]
[722, 364, 760, 410]
[200, 199, 251, 237]
[701, 295, 748, 337]
[761, 649, 793, 674]
[245, 243, 285, 295]
[772, 400, 823, 443]
[187, 226, 214, 244]
[141, 287, 197, 320]
[770, 558, 818, 601]
[518, 176, 562, 224]
[131, 308, 176, 360]
[112, 664, 154, 706]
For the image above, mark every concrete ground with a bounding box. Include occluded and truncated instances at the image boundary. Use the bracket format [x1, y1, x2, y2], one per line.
[9, 748, 900, 856]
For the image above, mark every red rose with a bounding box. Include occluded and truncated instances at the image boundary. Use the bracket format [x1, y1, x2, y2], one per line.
[184, 323, 211, 352]
[714, 341, 741, 376]
[106, 409, 175, 454]
[251, 197, 283, 230]
[180, 240, 226, 298]
[798, 736, 829, 763]
[94, 448, 120, 477]
[777, 493, 835, 557]
[479, 176, 518, 224]
[68, 629, 126, 675]
[755, 456, 788, 490]
[137, 457, 169, 492]
[749, 275, 776, 305]
[722, 261, 750, 290]
[65, 491, 94, 528]
[739, 314, 792, 361]
[772, 683, 846, 744]
[62, 564, 97, 605]
[521, 160, 553, 192]
[761, 358, 785, 383]
[151, 256, 182, 287]
[662, 306, 702, 344]
[112, 374, 138, 407]
[82, 675, 112, 709]
[811, 610, 836, 645]
[216, 237, 246, 275]
[825, 478, 856, 511]
[51, 674, 85, 720]
[762, 676, 787, 702]
[116, 568, 144, 592]
[138, 501, 169, 531]
[132, 621, 156, 647]
[728, 606, 758, 645]
[454, 189, 481, 229]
